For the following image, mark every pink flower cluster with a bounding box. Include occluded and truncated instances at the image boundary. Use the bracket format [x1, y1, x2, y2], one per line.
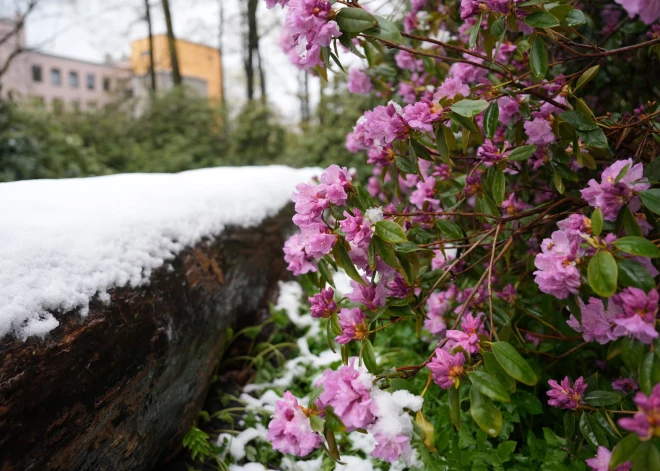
[546, 376, 587, 410]
[283, 165, 352, 275]
[347, 69, 373, 95]
[619, 383, 660, 439]
[615, 0, 660, 25]
[274, 0, 341, 69]
[585, 446, 631, 471]
[309, 287, 337, 318]
[581, 159, 650, 221]
[266, 391, 323, 456]
[428, 347, 465, 389]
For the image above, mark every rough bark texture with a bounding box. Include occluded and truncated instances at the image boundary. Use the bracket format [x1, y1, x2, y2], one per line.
[0, 206, 294, 471]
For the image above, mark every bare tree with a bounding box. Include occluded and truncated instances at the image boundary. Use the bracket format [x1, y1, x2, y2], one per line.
[0, 0, 39, 89]
[144, 0, 156, 91]
[242, 0, 266, 103]
[161, 0, 182, 86]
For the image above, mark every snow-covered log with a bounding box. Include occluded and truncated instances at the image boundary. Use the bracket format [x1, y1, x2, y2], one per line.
[0, 166, 318, 471]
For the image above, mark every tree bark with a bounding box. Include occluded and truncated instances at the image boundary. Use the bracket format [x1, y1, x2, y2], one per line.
[161, 0, 182, 87]
[243, 0, 261, 102]
[145, 0, 157, 91]
[0, 207, 295, 471]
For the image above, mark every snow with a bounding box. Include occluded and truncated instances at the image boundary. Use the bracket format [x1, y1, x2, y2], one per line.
[217, 424, 268, 461]
[0, 166, 320, 340]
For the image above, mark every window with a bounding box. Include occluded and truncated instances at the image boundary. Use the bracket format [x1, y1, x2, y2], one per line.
[69, 71, 79, 88]
[52, 98, 64, 114]
[51, 68, 61, 86]
[103, 77, 111, 91]
[86, 73, 95, 90]
[32, 65, 42, 82]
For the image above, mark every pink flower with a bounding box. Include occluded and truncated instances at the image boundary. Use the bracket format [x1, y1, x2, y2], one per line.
[477, 139, 503, 162]
[284, 234, 317, 275]
[533, 229, 583, 299]
[612, 377, 639, 394]
[292, 182, 328, 226]
[445, 313, 484, 355]
[611, 287, 659, 344]
[265, 0, 288, 8]
[395, 50, 422, 71]
[300, 222, 336, 258]
[336, 307, 368, 344]
[619, 383, 660, 438]
[567, 297, 619, 344]
[427, 347, 466, 389]
[315, 359, 376, 431]
[371, 434, 413, 463]
[524, 117, 556, 145]
[615, 0, 660, 24]
[434, 76, 470, 101]
[320, 164, 352, 205]
[410, 177, 440, 209]
[403, 102, 441, 133]
[586, 446, 631, 471]
[387, 275, 411, 299]
[486, 0, 510, 14]
[398, 82, 417, 104]
[348, 279, 387, 311]
[309, 287, 337, 318]
[266, 391, 323, 456]
[581, 159, 650, 221]
[340, 209, 373, 248]
[460, 0, 481, 19]
[547, 376, 587, 410]
[498, 96, 520, 125]
[347, 69, 373, 95]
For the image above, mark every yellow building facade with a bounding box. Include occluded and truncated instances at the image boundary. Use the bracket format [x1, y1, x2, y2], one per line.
[130, 35, 222, 100]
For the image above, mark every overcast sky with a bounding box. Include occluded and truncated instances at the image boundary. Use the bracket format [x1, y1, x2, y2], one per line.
[2, 0, 323, 120]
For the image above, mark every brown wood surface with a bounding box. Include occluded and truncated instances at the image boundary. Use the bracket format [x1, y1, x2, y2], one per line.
[0, 207, 293, 471]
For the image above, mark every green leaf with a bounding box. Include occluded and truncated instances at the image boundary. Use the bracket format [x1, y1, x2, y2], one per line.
[375, 220, 407, 244]
[617, 259, 656, 292]
[631, 440, 660, 471]
[561, 110, 598, 131]
[524, 11, 561, 28]
[435, 124, 449, 161]
[530, 36, 548, 78]
[621, 337, 646, 372]
[575, 65, 600, 91]
[614, 163, 631, 184]
[491, 342, 538, 386]
[450, 386, 461, 431]
[638, 351, 660, 395]
[591, 208, 603, 237]
[587, 251, 618, 297]
[484, 102, 500, 140]
[448, 111, 479, 132]
[362, 339, 378, 373]
[577, 127, 609, 148]
[610, 433, 641, 469]
[451, 99, 489, 118]
[484, 351, 517, 393]
[640, 189, 660, 215]
[318, 258, 336, 288]
[469, 12, 482, 49]
[372, 235, 400, 268]
[324, 405, 347, 433]
[622, 206, 643, 237]
[338, 32, 365, 59]
[491, 168, 506, 206]
[469, 371, 511, 402]
[410, 138, 432, 161]
[508, 144, 538, 161]
[469, 387, 503, 437]
[582, 391, 622, 407]
[363, 15, 402, 44]
[497, 441, 517, 463]
[335, 8, 378, 33]
[395, 155, 418, 175]
[564, 9, 586, 27]
[614, 236, 660, 258]
[332, 242, 367, 286]
[645, 159, 660, 182]
[564, 413, 576, 442]
[579, 412, 608, 448]
[436, 219, 463, 240]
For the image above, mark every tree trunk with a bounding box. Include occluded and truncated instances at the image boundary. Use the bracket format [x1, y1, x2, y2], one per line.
[243, 0, 260, 101]
[0, 207, 295, 471]
[145, 0, 156, 91]
[161, 0, 182, 87]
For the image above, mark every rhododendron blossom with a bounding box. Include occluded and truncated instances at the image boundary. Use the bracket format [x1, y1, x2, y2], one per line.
[547, 376, 587, 410]
[266, 391, 323, 456]
[619, 384, 660, 439]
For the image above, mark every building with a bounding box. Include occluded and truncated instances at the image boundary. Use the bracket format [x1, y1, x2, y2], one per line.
[0, 18, 223, 112]
[130, 34, 222, 101]
[0, 18, 132, 111]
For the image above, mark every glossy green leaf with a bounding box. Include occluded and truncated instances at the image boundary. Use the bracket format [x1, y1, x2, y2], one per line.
[508, 144, 538, 161]
[562, 110, 598, 131]
[638, 351, 660, 395]
[579, 412, 608, 448]
[469, 371, 511, 402]
[395, 155, 418, 175]
[484, 102, 500, 140]
[564, 9, 586, 27]
[640, 189, 660, 215]
[587, 251, 618, 297]
[491, 342, 538, 385]
[362, 339, 378, 373]
[582, 391, 622, 407]
[622, 206, 643, 237]
[577, 127, 609, 148]
[614, 236, 660, 258]
[575, 65, 600, 91]
[631, 440, 660, 471]
[610, 433, 641, 469]
[621, 337, 646, 372]
[530, 36, 548, 78]
[617, 259, 656, 292]
[363, 15, 402, 43]
[591, 208, 603, 237]
[436, 219, 463, 240]
[335, 8, 378, 33]
[372, 235, 401, 270]
[469, 387, 503, 437]
[448, 111, 479, 132]
[451, 99, 489, 118]
[375, 220, 407, 244]
[332, 242, 367, 286]
[524, 11, 560, 28]
[491, 168, 506, 206]
[450, 386, 461, 431]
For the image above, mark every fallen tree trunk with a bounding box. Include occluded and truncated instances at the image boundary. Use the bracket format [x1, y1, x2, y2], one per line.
[0, 206, 294, 471]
